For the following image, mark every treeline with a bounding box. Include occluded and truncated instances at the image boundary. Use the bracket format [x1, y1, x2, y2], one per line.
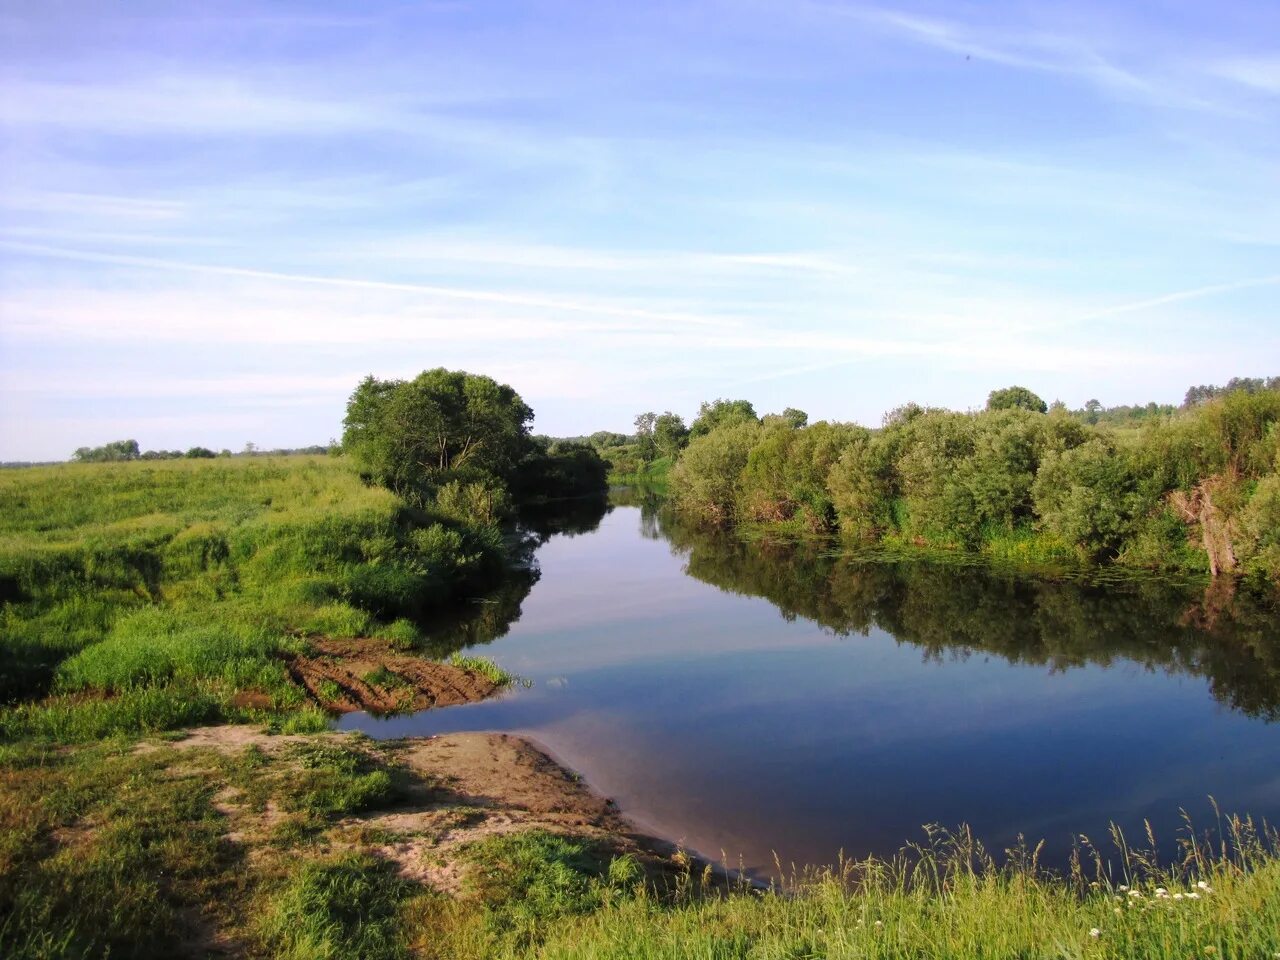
[653, 380, 1280, 585]
[72, 439, 224, 462]
[70, 439, 338, 462]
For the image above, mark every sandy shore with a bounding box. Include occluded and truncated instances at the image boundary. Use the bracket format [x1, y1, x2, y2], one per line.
[164, 725, 683, 891]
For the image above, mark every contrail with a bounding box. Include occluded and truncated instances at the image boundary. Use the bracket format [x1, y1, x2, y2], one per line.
[1078, 274, 1280, 321]
[0, 239, 739, 330]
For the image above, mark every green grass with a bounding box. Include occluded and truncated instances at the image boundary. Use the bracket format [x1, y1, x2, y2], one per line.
[607, 455, 673, 488]
[448, 653, 521, 686]
[0, 734, 424, 958]
[279, 739, 404, 817]
[0, 456, 508, 740]
[501, 823, 1280, 960]
[0, 741, 238, 958]
[258, 852, 414, 960]
[4, 734, 1280, 958]
[460, 831, 644, 953]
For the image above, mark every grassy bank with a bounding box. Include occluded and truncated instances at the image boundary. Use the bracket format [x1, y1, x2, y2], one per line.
[5, 727, 1278, 959]
[0, 455, 514, 741]
[607, 455, 673, 488]
[521, 829, 1280, 960]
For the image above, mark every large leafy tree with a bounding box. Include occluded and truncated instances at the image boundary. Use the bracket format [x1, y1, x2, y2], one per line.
[633, 412, 658, 463]
[986, 386, 1048, 414]
[689, 398, 758, 439]
[653, 412, 689, 459]
[342, 369, 534, 495]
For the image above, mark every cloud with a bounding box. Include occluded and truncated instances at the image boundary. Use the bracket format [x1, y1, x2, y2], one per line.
[803, 1, 1250, 114]
[1076, 275, 1280, 322]
[0, 240, 741, 332]
[1208, 56, 1280, 94]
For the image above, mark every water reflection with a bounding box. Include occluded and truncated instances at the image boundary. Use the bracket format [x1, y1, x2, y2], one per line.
[659, 511, 1280, 722]
[347, 495, 1280, 875]
[416, 494, 612, 657]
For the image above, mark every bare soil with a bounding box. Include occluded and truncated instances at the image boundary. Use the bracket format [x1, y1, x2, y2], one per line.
[163, 726, 679, 892]
[283, 637, 501, 714]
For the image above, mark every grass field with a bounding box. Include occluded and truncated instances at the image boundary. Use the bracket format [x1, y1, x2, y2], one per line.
[2, 456, 1279, 957]
[0, 455, 510, 741]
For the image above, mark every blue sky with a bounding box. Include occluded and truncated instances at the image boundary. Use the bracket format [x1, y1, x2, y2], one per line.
[1, 0, 1278, 459]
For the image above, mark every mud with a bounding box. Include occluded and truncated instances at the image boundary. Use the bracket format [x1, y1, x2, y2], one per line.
[283, 637, 502, 714]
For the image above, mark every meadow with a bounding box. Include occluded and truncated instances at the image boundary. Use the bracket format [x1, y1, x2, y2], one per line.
[2, 443, 1280, 958]
[0, 455, 513, 742]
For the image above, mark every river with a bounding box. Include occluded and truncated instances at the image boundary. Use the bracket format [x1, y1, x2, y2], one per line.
[340, 494, 1280, 878]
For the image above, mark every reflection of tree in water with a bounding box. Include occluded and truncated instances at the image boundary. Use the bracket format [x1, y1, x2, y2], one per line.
[656, 508, 1280, 721]
[517, 495, 614, 543]
[609, 485, 664, 540]
[416, 495, 612, 658]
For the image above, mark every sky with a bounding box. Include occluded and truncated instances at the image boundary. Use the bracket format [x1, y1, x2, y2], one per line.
[1, 0, 1278, 460]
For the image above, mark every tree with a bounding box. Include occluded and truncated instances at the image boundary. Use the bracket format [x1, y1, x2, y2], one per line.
[71, 439, 140, 462]
[782, 407, 808, 428]
[986, 386, 1047, 414]
[882, 402, 925, 428]
[185, 447, 216, 459]
[689, 398, 758, 438]
[342, 369, 534, 497]
[588, 431, 629, 449]
[1032, 438, 1147, 560]
[634, 412, 658, 463]
[653, 412, 689, 459]
[1084, 399, 1102, 425]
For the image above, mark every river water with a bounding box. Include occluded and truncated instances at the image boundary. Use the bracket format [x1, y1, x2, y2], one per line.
[340, 495, 1280, 877]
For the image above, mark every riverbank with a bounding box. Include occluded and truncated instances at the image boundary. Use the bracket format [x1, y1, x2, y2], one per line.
[5, 458, 1280, 957]
[0, 455, 531, 742]
[6, 719, 1280, 958]
[0, 723, 696, 958]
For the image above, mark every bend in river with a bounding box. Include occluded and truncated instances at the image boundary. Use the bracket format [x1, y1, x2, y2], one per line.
[340, 493, 1280, 879]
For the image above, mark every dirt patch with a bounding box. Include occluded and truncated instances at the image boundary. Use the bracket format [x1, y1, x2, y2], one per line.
[157, 726, 682, 894]
[229, 691, 273, 710]
[283, 638, 501, 714]
[375, 732, 658, 891]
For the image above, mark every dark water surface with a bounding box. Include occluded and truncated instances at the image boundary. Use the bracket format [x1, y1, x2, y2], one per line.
[340, 496, 1280, 877]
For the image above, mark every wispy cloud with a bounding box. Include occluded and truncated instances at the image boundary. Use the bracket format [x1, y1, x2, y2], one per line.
[1208, 56, 1280, 94]
[1, 1, 1277, 458]
[0, 241, 741, 331]
[1077, 275, 1280, 322]
[804, 1, 1257, 115]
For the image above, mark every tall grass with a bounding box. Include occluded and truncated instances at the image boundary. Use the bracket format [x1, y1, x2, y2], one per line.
[508, 820, 1280, 960]
[0, 456, 507, 739]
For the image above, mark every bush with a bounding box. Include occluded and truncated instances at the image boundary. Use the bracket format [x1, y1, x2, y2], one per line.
[669, 421, 762, 524]
[1032, 437, 1151, 560]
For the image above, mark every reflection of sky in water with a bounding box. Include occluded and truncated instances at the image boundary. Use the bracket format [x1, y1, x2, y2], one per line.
[341, 506, 1280, 876]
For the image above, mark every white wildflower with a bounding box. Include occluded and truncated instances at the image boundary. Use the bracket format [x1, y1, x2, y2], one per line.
[1155, 887, 1167, 895]
[1197, 881, 1209, 889]
[1089, 928, 1101, 938]
[1118, 884, 1129, 891]
[1187, 892, 1200, 900]
[1173, 893, 1184, 900]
